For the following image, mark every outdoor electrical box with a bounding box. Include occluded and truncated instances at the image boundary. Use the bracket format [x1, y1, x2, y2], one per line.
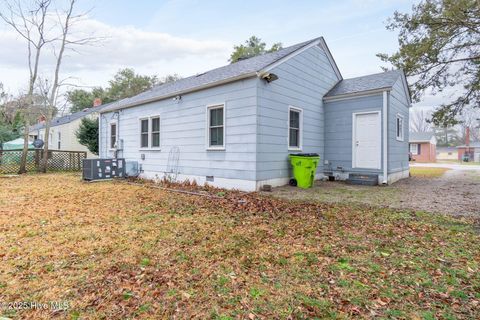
[82, 158, 125, 181]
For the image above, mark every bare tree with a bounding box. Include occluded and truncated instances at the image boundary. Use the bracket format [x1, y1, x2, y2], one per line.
[457, 106, 480, 143]
[0, 0, 52, 173]
[40, 0, 75, 173]
[2, 0, 100, 173]
[409, 109, 432, 133]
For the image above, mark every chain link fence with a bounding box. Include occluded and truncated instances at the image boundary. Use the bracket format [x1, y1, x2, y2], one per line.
[0, 149, 87, 174]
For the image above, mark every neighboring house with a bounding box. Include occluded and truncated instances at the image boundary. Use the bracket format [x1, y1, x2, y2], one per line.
[409, 132, 437, 163]
[98, 36, 411, 191]
[436, 146, 457, 161]
[29, 102, 107, 158]
[1, 138, 34, 150]
[457, 142, 480, 162]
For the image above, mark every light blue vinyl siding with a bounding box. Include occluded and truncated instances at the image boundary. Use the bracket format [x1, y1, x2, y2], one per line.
[99, 78, 258, 180]
[324, 94, 384, 173]
[388, 77, 410, 173]
[256, 44, 339, 181]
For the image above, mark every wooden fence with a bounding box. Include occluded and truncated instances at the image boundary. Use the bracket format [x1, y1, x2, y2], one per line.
[0, 149, 87, 174]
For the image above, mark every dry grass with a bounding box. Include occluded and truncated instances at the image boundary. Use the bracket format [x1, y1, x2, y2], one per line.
[0, 173, 479, 319]
[410, 167, 450, 178]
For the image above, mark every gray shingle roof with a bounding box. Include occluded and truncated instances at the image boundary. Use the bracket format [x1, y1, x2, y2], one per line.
[101, 37, 325, 113]
[325, 70, 403, 98]
[409, 132, 435, 143]
[29, 103, 112, 132]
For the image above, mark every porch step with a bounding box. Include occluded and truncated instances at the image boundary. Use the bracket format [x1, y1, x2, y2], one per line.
[346, 173, 379, 186]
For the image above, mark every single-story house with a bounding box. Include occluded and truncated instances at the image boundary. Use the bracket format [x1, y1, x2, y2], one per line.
[457, 142, 480, 162]
[98, 36, 411, 191]
[409, 132, 437, 162]
[29, 101, 108, 158]
[436, 146, 457, 160]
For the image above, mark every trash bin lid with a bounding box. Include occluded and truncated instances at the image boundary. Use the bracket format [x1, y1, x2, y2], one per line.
[291, 153, 319, 157]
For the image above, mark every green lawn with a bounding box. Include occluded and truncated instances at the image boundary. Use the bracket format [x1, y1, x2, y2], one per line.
[0, 174, 479, 319]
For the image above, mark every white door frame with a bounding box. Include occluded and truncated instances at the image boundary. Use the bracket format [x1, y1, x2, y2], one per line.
[352, 110, 382, 169]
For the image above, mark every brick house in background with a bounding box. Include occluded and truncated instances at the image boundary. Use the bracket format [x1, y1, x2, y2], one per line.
[409, 132, 437, 162]
[457, 128, 480, 162]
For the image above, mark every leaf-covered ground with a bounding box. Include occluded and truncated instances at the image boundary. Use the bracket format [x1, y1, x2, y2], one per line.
[0, 174, 479, 319]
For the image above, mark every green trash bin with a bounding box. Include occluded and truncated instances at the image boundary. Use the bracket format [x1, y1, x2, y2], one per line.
[288, 153, 320, 189]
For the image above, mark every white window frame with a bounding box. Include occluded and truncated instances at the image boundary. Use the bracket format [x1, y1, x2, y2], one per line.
[57, 131, 61, 150]
[396, 114, 404, 141]
[410, 143, 418, 155]
[138, 116, 161, 150]
[109, 121, 117, 150]
[288, 106, 303, 151]
[206, 103, 226, 151]
[150, 116, 161, 149]
[139, 117, 150, 149]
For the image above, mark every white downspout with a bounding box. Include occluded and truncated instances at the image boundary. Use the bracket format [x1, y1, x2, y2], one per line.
[382, 90, 388, 184]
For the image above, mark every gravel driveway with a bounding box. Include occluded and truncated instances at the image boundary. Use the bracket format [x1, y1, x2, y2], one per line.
[271, 167, 480, 217]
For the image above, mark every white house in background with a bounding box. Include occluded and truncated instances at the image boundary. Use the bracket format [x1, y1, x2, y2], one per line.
[29, 101, 107, 158]
[98, 36, 411, 191]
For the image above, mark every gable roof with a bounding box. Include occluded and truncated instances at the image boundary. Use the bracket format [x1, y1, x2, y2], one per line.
[324, 70, 404, 98]
[29, 103, 111, 132]
[409, 131, 436, 143]
[101, 37, 342, 113]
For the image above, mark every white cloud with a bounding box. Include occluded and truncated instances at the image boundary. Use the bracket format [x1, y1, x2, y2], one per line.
[0, 15, 231, 92]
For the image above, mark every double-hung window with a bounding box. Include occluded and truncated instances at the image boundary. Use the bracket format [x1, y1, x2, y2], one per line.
[410, 143, 419, 155]
[57, 132, 61, 149]
[110, 123, 117, 149]
[207, 104, 225, 149]
[396, 114, 404, 141]
[288, 107, 302, 150]
[140, 119, 149, 148]
[151, 117, 160, 148]
[139, 116, 160, 149]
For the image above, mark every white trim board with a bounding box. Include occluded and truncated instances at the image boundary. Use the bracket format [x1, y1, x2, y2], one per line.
[352, 110, 382, 170]
[205, 103, 226, 151]
[287, 106, 303, 151]
[323, 88, 388, 102]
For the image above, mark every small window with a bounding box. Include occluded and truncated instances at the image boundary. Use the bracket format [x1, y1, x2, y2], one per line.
[410, 143, 418, 155]
[57, 132, 61, 149]
[208, 105, 225, 149]
[110, 123, 117, 149]
[140, 119, 149, 148]
[151, 117, 160, 148]
[288, 107, 302, 149]
[396, 115, 404, 141]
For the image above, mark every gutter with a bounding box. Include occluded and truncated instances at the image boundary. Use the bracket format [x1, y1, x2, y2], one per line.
[382, 90, 388, 185]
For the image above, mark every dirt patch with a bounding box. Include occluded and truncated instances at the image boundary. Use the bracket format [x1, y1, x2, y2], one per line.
[271, 169, 480, 217]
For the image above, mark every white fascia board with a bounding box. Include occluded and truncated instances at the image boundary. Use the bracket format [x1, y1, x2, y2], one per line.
[323, 88, 390, 102]
[259, 37, 343, 81]
[259, 39, 322, 74]
[318, 37, 343, 80]
[398, 69, 412, 105]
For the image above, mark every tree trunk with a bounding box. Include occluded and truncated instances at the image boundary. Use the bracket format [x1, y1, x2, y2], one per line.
[18, 117, 30, 174]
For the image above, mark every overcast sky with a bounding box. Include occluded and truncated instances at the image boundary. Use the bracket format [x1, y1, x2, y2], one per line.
[0, 0, 445, 110]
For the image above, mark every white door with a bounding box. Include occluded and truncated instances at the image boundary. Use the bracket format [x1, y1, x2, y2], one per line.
[353, 112, 381, 169]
